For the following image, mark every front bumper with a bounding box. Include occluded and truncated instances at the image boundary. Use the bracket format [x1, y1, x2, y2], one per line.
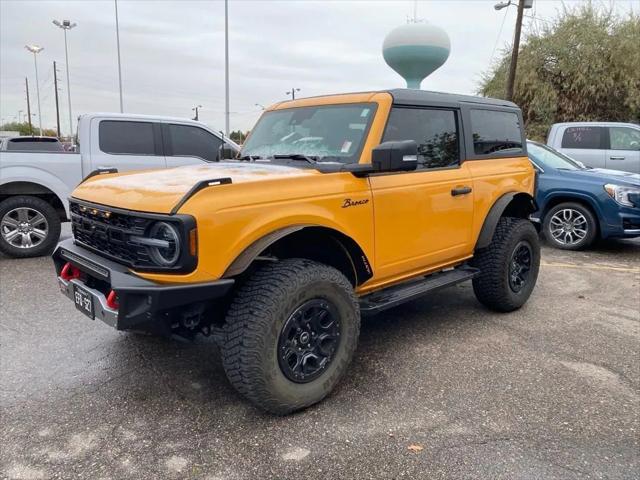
[53, 239, 235, 331]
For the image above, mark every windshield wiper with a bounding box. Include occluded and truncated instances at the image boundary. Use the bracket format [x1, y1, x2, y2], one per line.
[271, 154, 319, 165]
[238, 154, 263, 161]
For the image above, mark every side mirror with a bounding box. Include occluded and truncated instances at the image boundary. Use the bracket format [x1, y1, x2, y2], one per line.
[218, 143, 236, 161]
[371, 140, 418, 172]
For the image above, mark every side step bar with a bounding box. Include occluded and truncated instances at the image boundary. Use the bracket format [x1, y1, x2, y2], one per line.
[359, 265, 479, 315]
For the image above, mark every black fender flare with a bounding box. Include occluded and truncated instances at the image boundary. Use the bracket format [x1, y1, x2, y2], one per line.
[475, 192, 536, 250]
[223, 225, 306, 277]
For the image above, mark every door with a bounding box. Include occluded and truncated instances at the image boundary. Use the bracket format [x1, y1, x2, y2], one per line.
[90, 119, 166, 173]
[369, 107, 474, 281]
[163, 123, 223, 168]
[558, 126, 607, 168]
[606, 126, 640, 174]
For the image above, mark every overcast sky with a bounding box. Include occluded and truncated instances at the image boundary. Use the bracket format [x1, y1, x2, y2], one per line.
[0, 0, 636, 135]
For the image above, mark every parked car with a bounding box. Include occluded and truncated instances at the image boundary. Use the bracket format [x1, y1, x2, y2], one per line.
[528, 140, 640, 250]
[53, 89, 540, 414]
[547, 122, 640, 174]
[0, 136, 65, 152]
[0, 113, 239, 258]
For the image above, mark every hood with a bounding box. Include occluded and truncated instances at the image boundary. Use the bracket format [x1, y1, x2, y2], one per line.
[72, 162, 319, 213]
[558, 167, 640, 187]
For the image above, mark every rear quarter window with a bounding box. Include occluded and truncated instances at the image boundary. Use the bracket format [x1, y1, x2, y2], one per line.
[469, 109, 523, 156]
[561, 126, 605, 150]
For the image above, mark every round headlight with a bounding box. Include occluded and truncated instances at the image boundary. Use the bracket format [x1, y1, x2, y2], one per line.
[147, 222, 181, 267]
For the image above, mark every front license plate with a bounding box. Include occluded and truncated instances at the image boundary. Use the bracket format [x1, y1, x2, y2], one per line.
[73, 285, 94, 319]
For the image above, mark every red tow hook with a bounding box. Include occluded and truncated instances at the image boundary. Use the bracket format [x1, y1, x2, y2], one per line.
[60, 262, 81, 281]
[106, 290, 119, 310]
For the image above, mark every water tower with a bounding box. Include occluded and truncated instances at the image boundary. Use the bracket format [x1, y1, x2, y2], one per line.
[382, 21, 451, 89]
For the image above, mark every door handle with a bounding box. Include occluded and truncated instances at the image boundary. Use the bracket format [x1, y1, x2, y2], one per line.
[451, 186, 472, 196]
[609, 156, 625, 160]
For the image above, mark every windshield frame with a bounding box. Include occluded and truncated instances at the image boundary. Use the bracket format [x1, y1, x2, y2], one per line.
[240, 102, 379, 165]
[527, 140, 585, 172]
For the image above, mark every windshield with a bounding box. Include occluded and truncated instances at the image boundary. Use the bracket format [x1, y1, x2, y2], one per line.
[241, 103, 376, 163]
[527, 141, 584, 171]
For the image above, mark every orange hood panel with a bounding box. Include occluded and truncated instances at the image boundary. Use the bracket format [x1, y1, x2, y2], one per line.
[72, 162, 318, 214]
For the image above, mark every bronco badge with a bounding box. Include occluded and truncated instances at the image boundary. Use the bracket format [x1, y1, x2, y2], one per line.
[342, 198, 369, 208]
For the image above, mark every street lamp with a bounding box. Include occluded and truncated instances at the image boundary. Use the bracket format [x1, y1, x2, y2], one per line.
[255, 103, 265, 110]
[52, 19, 76, 136]
[192, 105, 202, 121]
[286, 88, 301, 100]
[493, 0, 533, 101]
[25, 45, 44, 135]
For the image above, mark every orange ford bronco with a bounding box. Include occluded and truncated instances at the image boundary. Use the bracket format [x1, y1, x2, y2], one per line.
[53, 89, 540, 414]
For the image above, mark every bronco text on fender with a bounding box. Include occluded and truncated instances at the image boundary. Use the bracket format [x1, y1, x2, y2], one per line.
[53, 89, 540, 414]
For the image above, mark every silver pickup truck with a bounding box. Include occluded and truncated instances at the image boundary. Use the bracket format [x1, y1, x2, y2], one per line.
[0, 113, 239, 258]
[547, 122, 640, 174]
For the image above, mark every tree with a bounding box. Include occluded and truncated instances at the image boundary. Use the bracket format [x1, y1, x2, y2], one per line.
[479, 4, 640, 141]
[229, 129, 250, 144]
[0, 121, 57, 137]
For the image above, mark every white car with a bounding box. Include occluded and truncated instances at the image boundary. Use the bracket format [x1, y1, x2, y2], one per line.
[0, 113, 239, 258]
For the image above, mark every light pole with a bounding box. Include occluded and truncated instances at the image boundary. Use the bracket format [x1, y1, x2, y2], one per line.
[286, 88, 300, 100]
[224, 0, 230, 136]
[494, 0, 533, 101]
[114, 0, 124, 113]
[254, 103, 265, 110]
[192, 105, 202, 121]
[18, 110, 23, 123]
[25, 45, 44, 135]
[53, 19, 76, 136]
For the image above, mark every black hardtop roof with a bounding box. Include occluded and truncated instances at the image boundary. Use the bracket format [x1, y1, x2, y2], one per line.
[387, 88, 519, 109]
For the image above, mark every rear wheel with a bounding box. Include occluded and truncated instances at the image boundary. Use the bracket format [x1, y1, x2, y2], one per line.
[543, 202, 597, 250]
[471, 217, 540, 312]
[0, 196, 61, 258]
[221, 259, 360, 415]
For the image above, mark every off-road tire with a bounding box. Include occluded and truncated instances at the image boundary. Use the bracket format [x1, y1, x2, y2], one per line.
[221, 259, 360, 415]
[543, 202, 597, 251]
[0, 196, 61, 258]
[471, 217, 540, 312]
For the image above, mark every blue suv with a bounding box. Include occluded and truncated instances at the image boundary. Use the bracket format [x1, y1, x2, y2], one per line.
[528, 141, 640, 250]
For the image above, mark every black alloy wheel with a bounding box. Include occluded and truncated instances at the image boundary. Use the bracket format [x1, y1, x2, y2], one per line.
[278, 299, 341, 383]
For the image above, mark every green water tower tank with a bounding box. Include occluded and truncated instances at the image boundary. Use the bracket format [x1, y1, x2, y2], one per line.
[382, 22, 451, 89]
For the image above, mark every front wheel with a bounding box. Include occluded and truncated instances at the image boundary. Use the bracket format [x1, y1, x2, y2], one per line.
[471, 217, 540, 312]
[221, 259, 360, 415]
[543, 202, 597, 250]
[0, 196, 61, 258]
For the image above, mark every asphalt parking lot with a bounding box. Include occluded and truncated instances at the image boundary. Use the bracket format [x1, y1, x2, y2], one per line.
[1, 227, 638, 480]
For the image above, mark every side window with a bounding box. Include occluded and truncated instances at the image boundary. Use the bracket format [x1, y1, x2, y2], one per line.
[470, 109, 523, 155]
[609, 127, 640, 151]
[383, 107, 459, 169]
[561, 126, 604, 150]
[168, 124, 222, 162]
[99, 121, 156, 155]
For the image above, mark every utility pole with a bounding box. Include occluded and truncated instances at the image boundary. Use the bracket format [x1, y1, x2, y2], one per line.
[53, 61, 61, 138]
[505, 0, 525, 101]
[224, 0, 230, 136]
[114, 0, 124, 113]
[25, 77, 33, 135]
[192, 105, 202, 121]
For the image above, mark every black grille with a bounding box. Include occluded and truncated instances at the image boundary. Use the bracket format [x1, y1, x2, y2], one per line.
[70, 201, 154, 268]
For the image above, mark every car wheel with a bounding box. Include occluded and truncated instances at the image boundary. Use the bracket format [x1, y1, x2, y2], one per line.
[471, 217, 541, 312]
[543, 202, 597, 250]
[0, 196, 61, 258]
[221, 258, 360, 415]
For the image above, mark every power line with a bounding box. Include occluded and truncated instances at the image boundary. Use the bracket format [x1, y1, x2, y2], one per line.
[489, 6, 510, 65]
